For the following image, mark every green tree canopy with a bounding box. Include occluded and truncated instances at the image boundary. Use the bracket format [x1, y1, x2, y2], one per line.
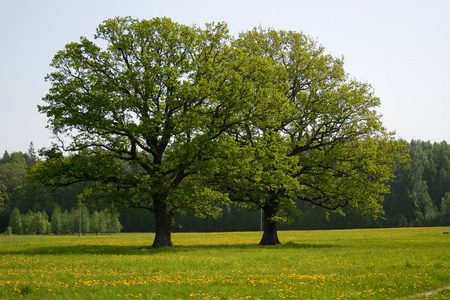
[30, 17, 274, 247]
[8, 207, 22, 234]
[30, 17, 408, 247]
[0, 152, 27, 211]
[214, 28, 409, 244]
[27, 142, 38, 165]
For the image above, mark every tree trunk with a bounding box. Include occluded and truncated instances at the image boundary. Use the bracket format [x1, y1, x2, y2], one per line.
[259, 204, 281, 245]
[152, 197, 173, 248]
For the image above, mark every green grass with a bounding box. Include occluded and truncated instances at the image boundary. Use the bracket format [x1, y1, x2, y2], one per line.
[0, 227, 449, 299]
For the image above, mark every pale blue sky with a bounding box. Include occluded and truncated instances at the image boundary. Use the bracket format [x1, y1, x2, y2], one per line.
[1, 0, 449, 154]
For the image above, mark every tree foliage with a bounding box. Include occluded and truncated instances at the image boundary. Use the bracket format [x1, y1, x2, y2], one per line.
[29, 17, 408, 246]
[4, 140, 450, 234]
[31, 16, 277, 247]
[9, 207, 22, 234]
[0, 154, 26, 199]
[0, 144, 37, 213]
[213, 28, 408, 244]
[51, 206, 62, 235]
[7, 206, 121, 235]
[383, 140, 450, 226]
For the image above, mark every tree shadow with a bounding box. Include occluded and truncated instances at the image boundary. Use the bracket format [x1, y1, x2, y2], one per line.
[0, 241, 341, 256]
[1, 244, 145, 256]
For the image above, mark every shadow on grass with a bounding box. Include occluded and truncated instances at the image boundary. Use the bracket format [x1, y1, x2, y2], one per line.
[0, 241, 340, 256]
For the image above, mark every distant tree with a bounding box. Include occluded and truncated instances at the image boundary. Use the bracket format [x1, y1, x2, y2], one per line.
[439, 193, 450, 225]
[429, 141, 450, 206]
[107, 210, 122, 233]
[34, 211, 50, 234]
[26, 142, 38, 165]
[8, 207, 22, 234]
[9, 152, 27, 164]
[80, 206, 90, 234]
[22, 211, 36, 234]
[0, 151, 11, 164]
[90, 210, 100, 234]
[0, 183, 8, 212]
[61, 209, 77, 234]
[383, 157, 414, 227]
[441, 193, 450, 213]
[394, 140, 450, 226]
[0, 151, 28, 222]
[0, 156, 26, 209]
[410, 179, 436, 225]
[51, 206, 63, 234]
[98, 211, 108, 234]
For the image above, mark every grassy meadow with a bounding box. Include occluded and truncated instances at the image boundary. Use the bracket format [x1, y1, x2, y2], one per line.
[0, 227, 449, 299]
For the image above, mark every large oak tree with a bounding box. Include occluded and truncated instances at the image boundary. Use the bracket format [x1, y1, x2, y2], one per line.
[31, 17, 275, 247]
[214, 28, 409, 245]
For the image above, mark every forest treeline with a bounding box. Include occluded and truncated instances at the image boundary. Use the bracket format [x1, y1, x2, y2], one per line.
[7, 206, 121, 235]
[1, 140, 450, 234]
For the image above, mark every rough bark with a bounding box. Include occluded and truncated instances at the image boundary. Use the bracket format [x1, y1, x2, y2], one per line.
[152, 197, 173, 248]
[259, 205, 281, 245]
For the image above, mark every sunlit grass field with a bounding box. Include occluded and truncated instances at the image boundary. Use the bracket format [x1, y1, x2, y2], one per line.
[0, 227, 449, 299]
